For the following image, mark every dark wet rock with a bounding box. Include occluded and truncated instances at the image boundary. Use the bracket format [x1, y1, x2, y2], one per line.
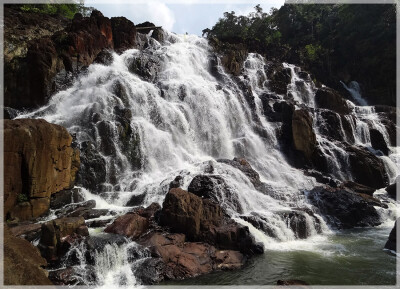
[316, 110, 349, 142]
[370, 128, 389, 156]
[265, 62, 291, 95]
[278, 209, 322, 239]
[126, 193, 146, 207]
[384, 220, 397, 252]
[304, 170, 339, 188]
[169, 175, 184, 190]
[292, 109, 317, 159]
[68, 208, 111, 220]
[341, 181, 376, 196]
[111, 17, 136, 51]
[86, 233, 128, 252]
[347, 145, 389, 189]
[307, 186, 384, 229]
[49, 267, 79, 285]
[136, 21, 164, 42]
[188, 175, 225, 200]
[160, 188, 263, 255]
[104, 212, 149, 239]
[86, 219, 113, 228]
[50, 188, 85, 210]
[77, 141, 107, 192]
[133, 202, 161, 220]
[218, 158, 261, 188]
[93, 49, 114, 65]
[127, 54, 160, 82]
[315, 87, 351, 114]
[56, 200, 96, 218]
[38, 216, 88, 262]
[134, 257, 165, 284]
[386, 177, 398, 199]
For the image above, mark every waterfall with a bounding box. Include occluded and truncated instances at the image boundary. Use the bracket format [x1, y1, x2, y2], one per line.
[17, 31, 398, 285]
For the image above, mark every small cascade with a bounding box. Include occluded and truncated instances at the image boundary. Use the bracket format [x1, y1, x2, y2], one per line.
[341, 80, 368, 106]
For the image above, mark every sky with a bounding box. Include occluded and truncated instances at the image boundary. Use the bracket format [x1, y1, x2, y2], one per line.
[87, 1, 286, 36]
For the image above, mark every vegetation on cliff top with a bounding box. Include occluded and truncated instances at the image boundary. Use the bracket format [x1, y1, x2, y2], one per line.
[20, 3, 93, 19]
[203, 4, 396, 105]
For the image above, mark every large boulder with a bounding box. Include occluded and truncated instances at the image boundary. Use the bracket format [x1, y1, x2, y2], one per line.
[347, 145, 389, 189]
[315, 87, 351, 114]
[384, 220, 397, 252]
[307, 186, 384, 229]
[4, 226, 52, 285]
[160, 188, 262, 255]
[111, 17, 137, 51]
[369, 128, 389, 156]
[4, 119, 80, 221]
[385, 177, 398, 199]
[39, 216, 88, 262]
[104, 213, 149, 239]
[292, 109, 317, 159]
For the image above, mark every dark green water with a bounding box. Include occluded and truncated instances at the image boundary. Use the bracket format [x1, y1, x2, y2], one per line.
[163, 225, 397, 285]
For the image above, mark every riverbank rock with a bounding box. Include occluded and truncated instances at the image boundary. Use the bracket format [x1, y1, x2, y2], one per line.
[4, 119, 80, 221]
[315, 87, 351, 114]
[307, 186, 384, 229]
[8, 222, 42, 242]
[104, 213, 149, 239]
[160, 188, 263, 255]
[39, 216, 88, 262]
[4, 226, 52, 285]
[292, 109, 317, 159]
[137, 231, 246, 282]
[384, 220, 397, 252]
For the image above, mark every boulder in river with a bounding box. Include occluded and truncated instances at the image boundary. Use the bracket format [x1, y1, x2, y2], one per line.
[104, 212, 149, 239]
[384, 220, 397, 252]
[307, 186, 384, 229]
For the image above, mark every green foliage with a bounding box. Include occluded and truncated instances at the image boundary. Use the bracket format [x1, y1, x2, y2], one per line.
[20, 3, 89, 19]
[17, 193, 28, 203]
[204, 3, 396, 105]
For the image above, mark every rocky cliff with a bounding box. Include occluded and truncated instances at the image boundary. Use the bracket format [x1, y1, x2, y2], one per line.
[4, 119, 80, 220]
[4, 5, 137, 110]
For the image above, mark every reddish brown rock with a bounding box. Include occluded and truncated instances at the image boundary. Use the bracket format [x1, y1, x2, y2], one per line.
[104, 213, 149, 239]
[4, 119, 80, 221]
[4, 226, 52, 285]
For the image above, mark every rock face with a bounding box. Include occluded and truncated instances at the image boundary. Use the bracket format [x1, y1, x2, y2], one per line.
[4, 226, 52, 285]
[104, 213, 149, 239]
[218, 158, 261, 188]
[347, 145, 389, 189]
[369, 128, 389, 155]
[315, 87, 351, 114]
[4, 7, 137, 110]
[39, 216, 88, 262]
[307, 186, 384, 229]
[160, 188, 262, 255]
[292, 109, 317, 159]
[384, 220, 397, 252]
[4, 119, 80, 221]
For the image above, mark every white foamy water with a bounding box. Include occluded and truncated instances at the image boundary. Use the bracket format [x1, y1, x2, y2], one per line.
[17, 31, 398, 286]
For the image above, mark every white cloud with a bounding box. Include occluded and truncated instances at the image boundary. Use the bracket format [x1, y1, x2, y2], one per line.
[143, 2, 176, 31]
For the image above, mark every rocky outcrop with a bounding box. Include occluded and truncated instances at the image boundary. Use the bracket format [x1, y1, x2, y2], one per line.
[38, 216, 89, 262]
[292, 109, 317, 159]
[4, 119, 80, 221]
[307, 186, 385, 229]
[347, 145, 389, 189]
[104, 212, 149, 239]
[315, 87, 351, 114]
[341, 181, 376, 196]
[160, 188, 263, 255]
[4, 226, 52, 285]
[369, 128, 389, 156]
[4, 7, 137, 110]
[384, 220, 397, 252]
[265, 62, 291, 95]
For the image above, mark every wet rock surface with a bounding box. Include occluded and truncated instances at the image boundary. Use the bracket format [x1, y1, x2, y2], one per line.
[307, 186, 384, 229]
[384, 220, 397, 252]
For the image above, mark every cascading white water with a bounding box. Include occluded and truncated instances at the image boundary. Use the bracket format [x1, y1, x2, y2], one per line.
[17, 31, 398, 285]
